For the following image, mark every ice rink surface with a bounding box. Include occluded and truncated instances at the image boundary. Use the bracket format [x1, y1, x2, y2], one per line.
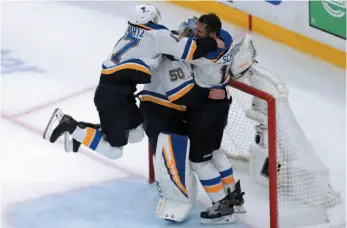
[1, 1, 345, 228]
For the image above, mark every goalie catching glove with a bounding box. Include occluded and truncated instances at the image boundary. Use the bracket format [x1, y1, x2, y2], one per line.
[230, 34, 257, 79]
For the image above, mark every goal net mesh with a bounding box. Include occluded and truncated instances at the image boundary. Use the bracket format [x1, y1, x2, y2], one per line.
[221, 64, 342, 226]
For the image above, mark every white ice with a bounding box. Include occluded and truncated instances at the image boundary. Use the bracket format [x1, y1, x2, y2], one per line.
[1, 1, 345, 228]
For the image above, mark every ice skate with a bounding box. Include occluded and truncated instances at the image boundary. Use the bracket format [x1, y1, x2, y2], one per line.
[200, 193, 236, 224]
[230, 180, 246, 213]
[64, 134, 81, 153]
[43, 108, 78, 143]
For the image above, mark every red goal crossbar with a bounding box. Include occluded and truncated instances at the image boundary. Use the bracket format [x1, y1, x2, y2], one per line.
[147, 79, 278, 228]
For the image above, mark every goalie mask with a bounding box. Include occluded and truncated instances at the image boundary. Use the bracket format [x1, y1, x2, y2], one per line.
[178, 17, 198, 37]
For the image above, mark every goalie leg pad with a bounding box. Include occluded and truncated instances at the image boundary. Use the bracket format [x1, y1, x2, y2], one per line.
[154, 133, 196, 222]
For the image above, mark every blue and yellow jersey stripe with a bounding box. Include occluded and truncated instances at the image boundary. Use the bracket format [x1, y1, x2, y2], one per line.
[140, 90, 186, 111]
[200, 176, 224, 193]
[166, 79, 195, 102]
[82, 127, 102, 150]
[101, 59, 151, 76]
[162, 134, 188, 198]
[181, 38, 197, 60]
[220, 168, 235, 185]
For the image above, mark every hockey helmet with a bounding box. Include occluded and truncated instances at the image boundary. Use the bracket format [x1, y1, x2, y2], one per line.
[128, 4, 162, 25]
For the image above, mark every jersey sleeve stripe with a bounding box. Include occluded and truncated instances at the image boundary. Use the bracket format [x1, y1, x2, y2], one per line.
[186, 41, 197, 60]
[181, 38, 196, 60]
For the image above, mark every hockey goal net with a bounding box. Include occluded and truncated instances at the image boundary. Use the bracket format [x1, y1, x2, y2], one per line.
[148, 63, 344, 228]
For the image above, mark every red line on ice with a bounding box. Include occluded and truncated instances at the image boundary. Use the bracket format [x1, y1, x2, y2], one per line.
[3, 86, 95, 119]
[1, 86, 146, 180]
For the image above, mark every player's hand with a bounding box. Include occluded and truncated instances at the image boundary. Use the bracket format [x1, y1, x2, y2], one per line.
[215, 38, 225, 49]
[209, 89, 225, 100]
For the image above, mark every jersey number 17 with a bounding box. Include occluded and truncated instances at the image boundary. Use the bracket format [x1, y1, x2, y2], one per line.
[111, 33, 140, 64]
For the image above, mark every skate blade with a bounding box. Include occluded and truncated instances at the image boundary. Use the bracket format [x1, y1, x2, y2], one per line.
[43, 108, 64, 141]
[64, 132, 72, 153]
[200, 214, 236, 224]
[234, 205, 247, 213]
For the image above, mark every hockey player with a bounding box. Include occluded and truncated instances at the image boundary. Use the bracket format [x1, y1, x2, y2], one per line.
[42, 4, 224, 159]
[142, 14, 248, 224]
[177, 14, 246, 223]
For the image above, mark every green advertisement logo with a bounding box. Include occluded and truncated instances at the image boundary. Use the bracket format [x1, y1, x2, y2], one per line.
[309, 0, 346, 39]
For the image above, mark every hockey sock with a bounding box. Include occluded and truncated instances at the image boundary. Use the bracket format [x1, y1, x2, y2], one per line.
[211, 150, 236, 192]
[190, 161, 226, 203]
[71, 126, 123, 159]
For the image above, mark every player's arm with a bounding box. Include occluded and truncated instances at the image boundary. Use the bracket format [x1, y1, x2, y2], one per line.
[155, 30, 221, 60]
[169, 30, 222, 60]
[167, 82, 225, 109]
[165, 78, 206, 106]
[164, 62, 226, 108]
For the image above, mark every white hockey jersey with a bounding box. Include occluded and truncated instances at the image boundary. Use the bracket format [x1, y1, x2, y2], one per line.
[141, 55, 210, 110]
[156, 56, 195, 103]
[189, 29, 233, 89]
[140, 59, 188, 112]
[141, 29, 234, 110]
[159, 29, 234, 103]
[101, 22, 198, 84]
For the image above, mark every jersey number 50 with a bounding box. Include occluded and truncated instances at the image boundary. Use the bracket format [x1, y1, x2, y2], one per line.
[169, 68, 185, 82]
[111, 34, 140, 64]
